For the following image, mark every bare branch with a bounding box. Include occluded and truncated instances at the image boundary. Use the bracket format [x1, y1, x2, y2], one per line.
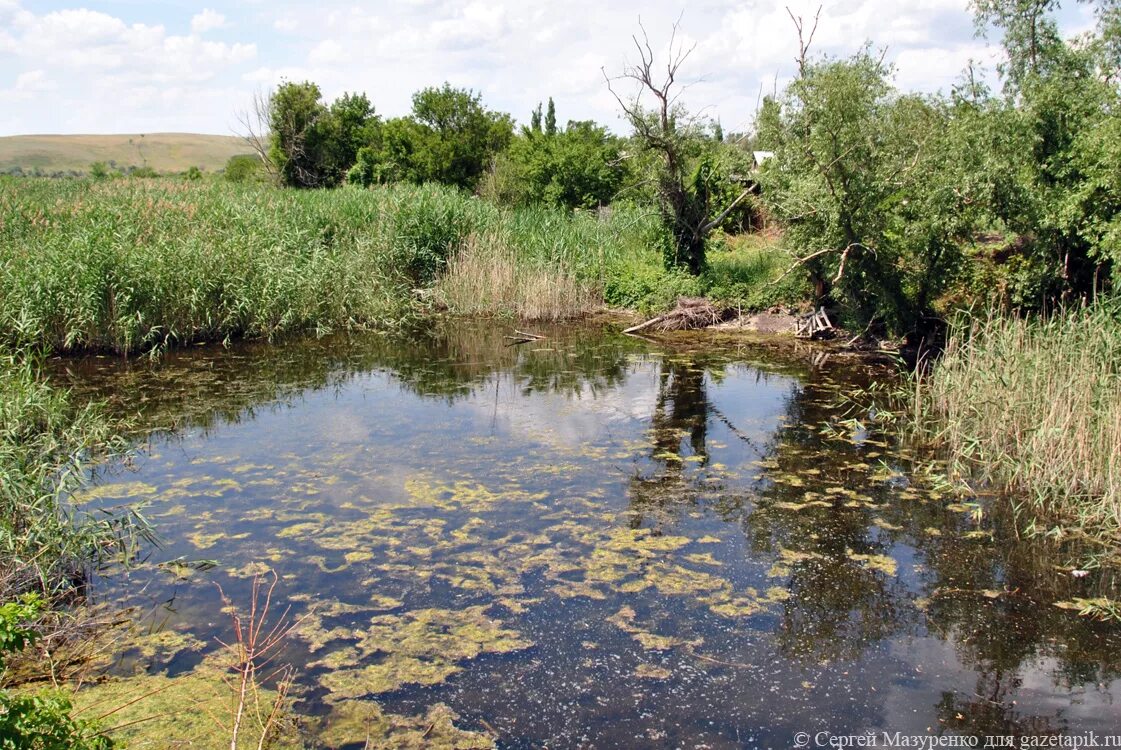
[233, 88, 277, 181]
[768, 242, 875, 287]
[700, 187, 755, 234]
[787, 5, 822, 75]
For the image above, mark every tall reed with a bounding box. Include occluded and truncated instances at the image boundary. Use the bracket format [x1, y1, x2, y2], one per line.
[914, 303, 1121, 545]
[0, 179, 439, 353]
[436, 232, 601, 320]
[0, 178, 663, 352]
[0, 346, 152, 600]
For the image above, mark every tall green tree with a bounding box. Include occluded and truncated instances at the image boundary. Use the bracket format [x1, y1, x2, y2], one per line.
[268, 82, 378, 188]
[758, 22, 1007, 333]
[545, 97, 557, 136]
[349, 84, 513, 191]
[268, 81, 330, 188]
[970, 0, 1121, 303]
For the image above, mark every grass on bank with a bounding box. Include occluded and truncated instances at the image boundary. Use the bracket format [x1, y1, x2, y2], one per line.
[913, 302, 1121, 548]
[0, 346, 152, 603]
[0, 177, 803, 354]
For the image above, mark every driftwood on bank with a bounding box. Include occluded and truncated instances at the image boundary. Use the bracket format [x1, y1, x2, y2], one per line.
[623, 298, 734, 335]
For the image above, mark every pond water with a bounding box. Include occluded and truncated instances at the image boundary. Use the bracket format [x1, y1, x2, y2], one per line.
[57, 323, 1121, 748]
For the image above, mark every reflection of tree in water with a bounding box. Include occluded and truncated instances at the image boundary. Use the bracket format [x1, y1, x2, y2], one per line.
[627, 354, 730, 529]
[651, 359, 709, 464]
[624, 353, 913, 661]
[935, 673, 1066, 739]
[54, 322, 647, 437]
[742, 362, 914, 662]
[916, 533, 1121, 736]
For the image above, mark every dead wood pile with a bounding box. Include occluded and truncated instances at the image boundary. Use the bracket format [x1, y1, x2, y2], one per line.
[623, 298, 735, 334]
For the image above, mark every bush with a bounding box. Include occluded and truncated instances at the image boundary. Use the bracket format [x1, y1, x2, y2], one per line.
[481, 120, 626, 210]
[223, 154, 262, 183]
[0, 595, 113, 750]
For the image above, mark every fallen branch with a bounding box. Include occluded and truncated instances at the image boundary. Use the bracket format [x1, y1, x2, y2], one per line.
[622, 315, 667, 335]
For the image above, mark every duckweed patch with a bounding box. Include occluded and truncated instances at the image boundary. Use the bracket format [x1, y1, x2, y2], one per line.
[315, 700, 494, 749]
[309, 606, 532, 700]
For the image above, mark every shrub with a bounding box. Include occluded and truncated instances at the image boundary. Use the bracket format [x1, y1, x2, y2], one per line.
[223, 154, 262, 183]
[0, 595, 113, 750]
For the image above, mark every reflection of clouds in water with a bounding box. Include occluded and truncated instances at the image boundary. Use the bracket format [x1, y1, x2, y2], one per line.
[1015, 655, 1121, 724]
[883, 638, 1121, 734]
[464, 368, 663, 449]
[454, 364, 800, 452]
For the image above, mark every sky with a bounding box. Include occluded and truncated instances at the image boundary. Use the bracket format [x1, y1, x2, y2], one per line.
[0, 0, 1097, 137]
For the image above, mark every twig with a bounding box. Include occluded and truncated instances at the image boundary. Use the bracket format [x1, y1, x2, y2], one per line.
[687, 645, 754, 669]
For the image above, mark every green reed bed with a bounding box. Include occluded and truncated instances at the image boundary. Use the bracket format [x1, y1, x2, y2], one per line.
[0, 347, 150, 601]
[0, 178, 673, 348]
[0, 178, 441, 353]
[914, 302, 1121, 547]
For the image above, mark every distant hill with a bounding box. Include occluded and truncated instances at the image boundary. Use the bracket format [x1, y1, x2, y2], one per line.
[0, 133, 252, 176]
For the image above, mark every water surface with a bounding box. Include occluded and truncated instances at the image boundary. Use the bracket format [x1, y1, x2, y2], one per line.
[58, 323, 1121, 748]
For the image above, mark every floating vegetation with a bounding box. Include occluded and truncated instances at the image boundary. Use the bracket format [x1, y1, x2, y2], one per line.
[73, 480, 157, 503]
[607, 605, 700, 651]
[69, 663, 299, 750]
[845, 549, 898, 576]
[49, 323, 1121, 746]
[1053, 597, 1121, 621]
[315, 700, 494, 749]
[635, 663, 673, 679]
[311, 606, 532, 700]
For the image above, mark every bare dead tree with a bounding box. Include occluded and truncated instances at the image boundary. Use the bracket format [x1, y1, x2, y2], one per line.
[787, 6, 821, 76]
[233, 88, 278, 182]
[602, 17, 754, 275]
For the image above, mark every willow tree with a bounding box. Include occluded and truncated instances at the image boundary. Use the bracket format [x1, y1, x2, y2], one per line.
[604, 21, 753, 275]
[758, 10, 1004, 333]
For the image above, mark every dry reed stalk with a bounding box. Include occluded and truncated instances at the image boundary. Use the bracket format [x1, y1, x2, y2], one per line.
[213, 572, 303, 750]
[436, 232, 599, 321]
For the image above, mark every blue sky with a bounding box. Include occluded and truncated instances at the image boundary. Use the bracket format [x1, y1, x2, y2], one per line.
[0, 0, 1097, 136]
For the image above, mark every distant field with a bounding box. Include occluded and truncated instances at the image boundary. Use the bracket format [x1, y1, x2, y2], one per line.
[0, 133, 252, 175]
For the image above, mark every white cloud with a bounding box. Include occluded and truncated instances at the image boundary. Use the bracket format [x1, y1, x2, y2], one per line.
[191, 9, 228, 34]
[15, 69, 56, 92]
[0, 0, 1098, 135]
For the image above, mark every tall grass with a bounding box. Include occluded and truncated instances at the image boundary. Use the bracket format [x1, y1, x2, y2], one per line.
[0, 178, 466, 353]
[0, 347, 151, 600]
[0, 178, 675, 350]
[914, 302, 1121, 545]
[436, 232, 601, 320]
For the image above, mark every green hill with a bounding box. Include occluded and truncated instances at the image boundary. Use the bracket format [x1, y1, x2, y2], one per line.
[0, 133, 252, 176]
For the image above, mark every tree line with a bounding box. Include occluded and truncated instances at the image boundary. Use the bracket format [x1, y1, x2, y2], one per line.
[259, 0, 1120, 336]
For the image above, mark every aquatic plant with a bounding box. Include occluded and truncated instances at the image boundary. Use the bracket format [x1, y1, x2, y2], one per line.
[0, 346, 153, 602]
[912, 302, 1121, 553]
